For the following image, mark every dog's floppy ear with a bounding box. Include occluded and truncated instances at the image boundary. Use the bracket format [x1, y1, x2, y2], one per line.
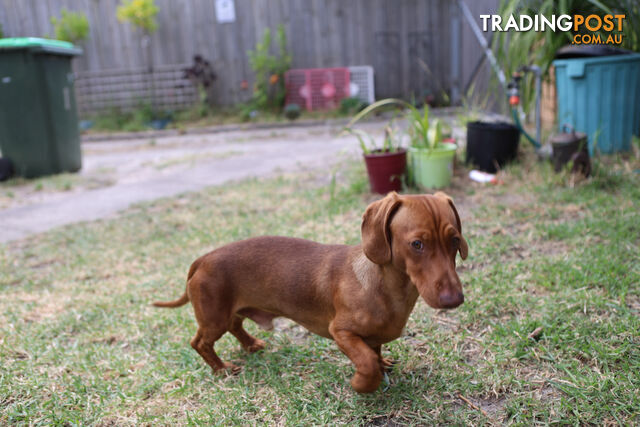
[361, 192, 402, 265]
[434, 192, 469, 260]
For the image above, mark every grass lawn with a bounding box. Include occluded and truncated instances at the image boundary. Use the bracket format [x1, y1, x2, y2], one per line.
[1, 147, 639, 425]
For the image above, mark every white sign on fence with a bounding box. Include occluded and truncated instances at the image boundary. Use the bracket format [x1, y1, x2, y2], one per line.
[215, 0, 236, 23]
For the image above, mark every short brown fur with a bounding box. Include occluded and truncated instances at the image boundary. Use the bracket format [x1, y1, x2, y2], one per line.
[154, 192, 468, 393]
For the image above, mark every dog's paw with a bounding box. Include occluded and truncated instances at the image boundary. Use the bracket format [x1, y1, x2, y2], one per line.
[351, 370, 383, 393]
[214, 362, 242, 375]
[246, 339, 266, 353]
[380, 357, 396, 369]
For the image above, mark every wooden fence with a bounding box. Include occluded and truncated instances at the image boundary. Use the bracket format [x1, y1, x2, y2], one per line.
[0, 0, 500, 113]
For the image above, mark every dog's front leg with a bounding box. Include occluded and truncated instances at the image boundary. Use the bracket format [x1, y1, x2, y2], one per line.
[330, 328, 382, 393]
[373, 345, 395, 372]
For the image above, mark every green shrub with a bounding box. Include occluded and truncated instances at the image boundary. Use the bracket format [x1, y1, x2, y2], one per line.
[90, 102, 162, 132]
[283, 103, 301, 120]
[116, 0, 159, 33]
[50, 9, 89, 44]
[339, 97, 367, 115]
[247, 25, 292, 111]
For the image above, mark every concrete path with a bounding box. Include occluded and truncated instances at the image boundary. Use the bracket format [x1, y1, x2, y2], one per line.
[0, 123, 383, 243]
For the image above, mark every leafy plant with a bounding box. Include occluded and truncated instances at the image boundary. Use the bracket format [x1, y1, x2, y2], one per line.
[117, 0, 160, 114]
[247, 24, 292, 111]
[494, 0, 640, 113]
[381, 125, 401, 152]
[283, 103, 301, 120]
[343, 128, 376, 154]
[632, 135, 640, 159]
[183, 55, 217, 107]
[116, 0, 159, 33]
[404, 102, 444, 150]
[339, 97, 368, 115]
[343, 124, 403, 155]
[344, 98, 446, 154]
[239, 104, 257, 122]
[50, 9, 89, 44]
[90, 102, 167, 132]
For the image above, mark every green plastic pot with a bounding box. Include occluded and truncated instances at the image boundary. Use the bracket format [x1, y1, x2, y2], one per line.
[408, 142, 457, 189]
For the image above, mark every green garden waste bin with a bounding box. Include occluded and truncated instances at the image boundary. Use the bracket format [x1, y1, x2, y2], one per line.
[0, 37, 83, 178]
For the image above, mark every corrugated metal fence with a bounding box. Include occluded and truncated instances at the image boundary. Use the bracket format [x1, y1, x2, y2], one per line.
[0, 0, 499, 114]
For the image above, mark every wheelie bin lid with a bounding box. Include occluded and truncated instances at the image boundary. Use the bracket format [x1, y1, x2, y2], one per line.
[0, 37, 82, 56]
[555, 44, 633, 59]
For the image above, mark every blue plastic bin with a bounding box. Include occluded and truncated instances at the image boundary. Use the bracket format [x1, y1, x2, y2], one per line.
[553, 53, 640, 154]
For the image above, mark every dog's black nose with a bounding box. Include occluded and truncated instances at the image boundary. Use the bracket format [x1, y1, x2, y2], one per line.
[439, 290, 464, 308]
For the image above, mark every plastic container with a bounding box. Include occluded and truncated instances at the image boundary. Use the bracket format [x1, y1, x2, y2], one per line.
[466, 121, 520, 173]
[553, 52, 640, 154]
[555, 44, 632, 59]
[284, 68, 350, 111]
[0, 37, 82, 178]
[363, 149, 406, 194]
[408, 143, 457, 189]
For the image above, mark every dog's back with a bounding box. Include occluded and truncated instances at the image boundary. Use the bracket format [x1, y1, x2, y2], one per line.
[192, 236, 348, 332]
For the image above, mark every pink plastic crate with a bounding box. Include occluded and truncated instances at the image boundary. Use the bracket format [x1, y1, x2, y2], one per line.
[285, 67, 350, 111]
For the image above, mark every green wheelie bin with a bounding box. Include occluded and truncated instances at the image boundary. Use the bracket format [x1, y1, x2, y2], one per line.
[0, 37, 83, 178]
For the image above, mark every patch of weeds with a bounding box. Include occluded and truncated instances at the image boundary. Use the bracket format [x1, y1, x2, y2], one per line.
[1, 173, 81, 194]
[88, 102, 170, 133]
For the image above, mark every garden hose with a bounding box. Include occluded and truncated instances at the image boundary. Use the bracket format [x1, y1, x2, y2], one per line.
[508, 68, 551, 156]
[511, 107, 541, 149]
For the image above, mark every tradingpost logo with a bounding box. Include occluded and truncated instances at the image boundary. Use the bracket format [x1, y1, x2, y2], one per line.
[480, 14, 626, 45]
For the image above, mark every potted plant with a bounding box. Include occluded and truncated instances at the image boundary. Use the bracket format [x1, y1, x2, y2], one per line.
[345, 99, 457, 191]
[405, 104, 457, 189]
[343, 116, 406, 195]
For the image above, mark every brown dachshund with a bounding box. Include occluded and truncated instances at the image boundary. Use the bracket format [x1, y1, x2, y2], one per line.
[154, 191, 468, 393]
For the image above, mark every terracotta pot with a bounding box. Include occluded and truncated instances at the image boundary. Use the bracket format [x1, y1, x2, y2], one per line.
[363, 149, 406, 194]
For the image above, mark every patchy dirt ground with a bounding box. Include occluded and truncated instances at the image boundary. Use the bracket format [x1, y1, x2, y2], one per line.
[0, 123, 389, 242]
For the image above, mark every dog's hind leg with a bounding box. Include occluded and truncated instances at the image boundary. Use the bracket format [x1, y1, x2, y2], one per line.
[229, 315, 266, 353]
[188, 274, 239, 373]
[190, 327, 239, 373]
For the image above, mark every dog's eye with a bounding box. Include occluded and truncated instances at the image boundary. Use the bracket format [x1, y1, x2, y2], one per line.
[452, 237, 460, 249]
[411, 240, 424, 251]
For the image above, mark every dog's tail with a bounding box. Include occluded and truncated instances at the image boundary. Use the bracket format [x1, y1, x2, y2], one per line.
[153, 291, 189, 308]
[153, 258, 201, 308]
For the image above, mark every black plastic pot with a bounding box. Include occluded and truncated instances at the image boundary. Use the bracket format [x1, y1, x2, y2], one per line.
[466, 121, 520, 173]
